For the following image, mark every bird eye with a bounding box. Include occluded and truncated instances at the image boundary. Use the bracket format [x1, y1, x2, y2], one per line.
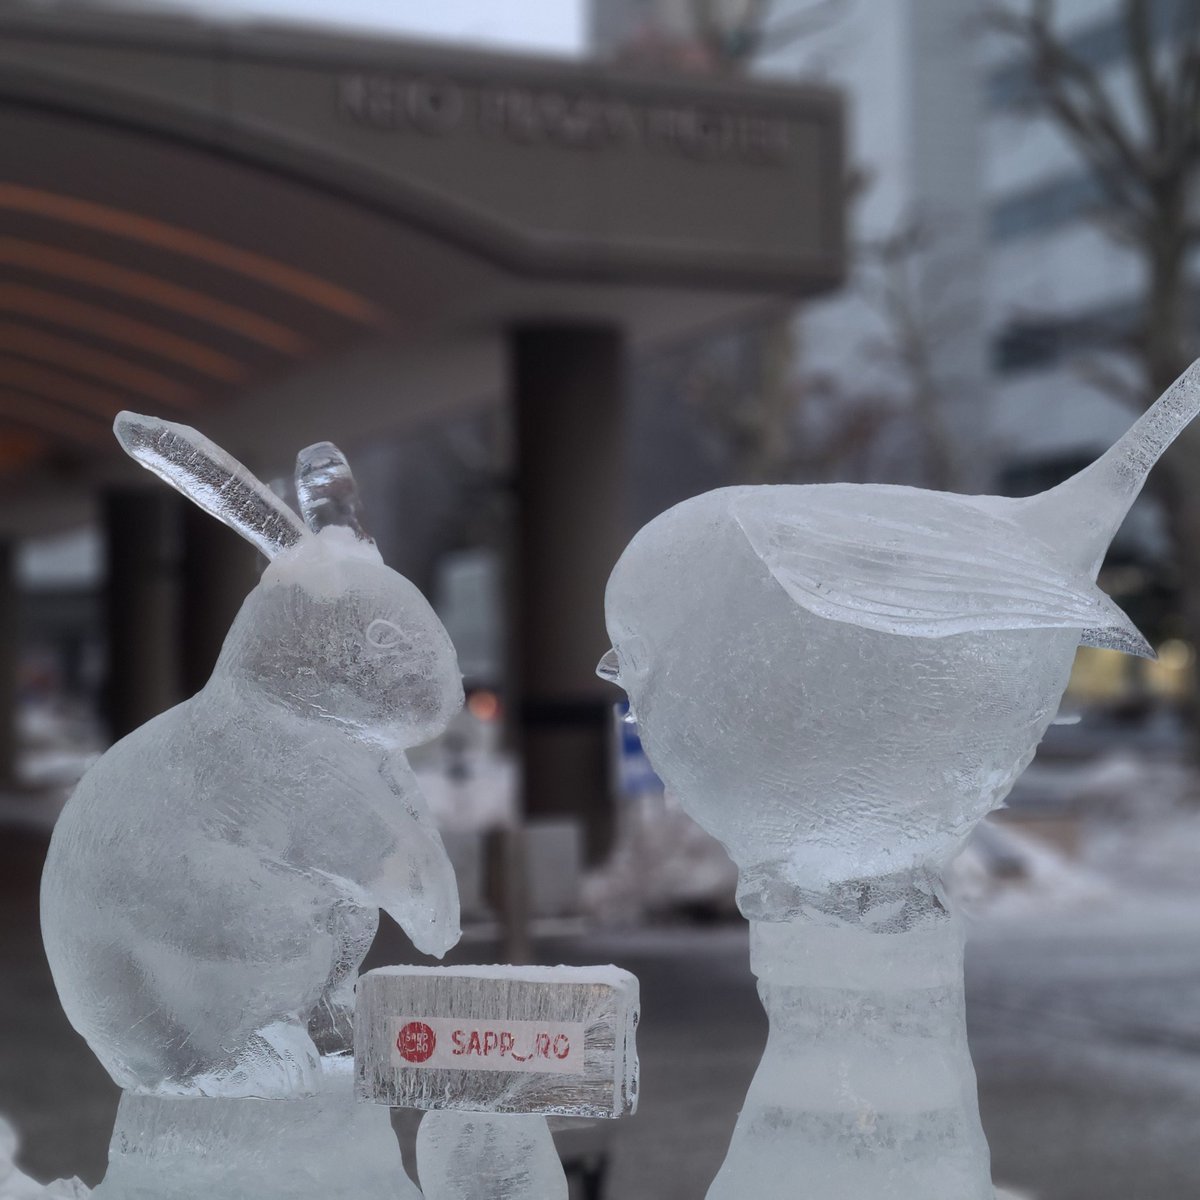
[366, 618, 406, 650]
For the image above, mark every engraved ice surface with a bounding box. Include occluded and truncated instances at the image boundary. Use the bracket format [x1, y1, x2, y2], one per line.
[600, 360, 1200, 1199]
[41, 416, 464, 1100]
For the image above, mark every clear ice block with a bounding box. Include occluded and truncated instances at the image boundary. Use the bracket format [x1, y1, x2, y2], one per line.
[355, 965, 639, 1119]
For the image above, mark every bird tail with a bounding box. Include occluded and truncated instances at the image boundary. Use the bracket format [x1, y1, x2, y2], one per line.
[1015, 358, 1200, 576]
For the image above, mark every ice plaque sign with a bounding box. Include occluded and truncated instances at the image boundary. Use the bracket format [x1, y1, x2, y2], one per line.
[355, 965, 639, 1119]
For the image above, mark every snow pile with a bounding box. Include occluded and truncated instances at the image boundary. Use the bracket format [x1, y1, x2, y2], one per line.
[409, 713, 518, 834]
[949, 818, 1113, 919]
[0, 1119, 88, 1200]
[1017, 751, 1197, 817]
[583, 790, 738, 922]
[1083, 807, 1200, 894]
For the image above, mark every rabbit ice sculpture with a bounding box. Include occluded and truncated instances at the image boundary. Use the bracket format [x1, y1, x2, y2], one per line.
[41, 414, 463, 1099]
[600, 361, 1200, 1200]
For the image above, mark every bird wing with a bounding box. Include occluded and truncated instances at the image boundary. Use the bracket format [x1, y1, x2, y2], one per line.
[732, 487, 1152, 657]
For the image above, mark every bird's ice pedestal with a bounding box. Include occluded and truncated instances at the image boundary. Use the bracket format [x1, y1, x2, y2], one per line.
[709, 873, 991, 1200]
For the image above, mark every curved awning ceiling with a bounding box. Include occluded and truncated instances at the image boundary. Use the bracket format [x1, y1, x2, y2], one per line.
[0, 107, 397, 473]
[0, 8, 843, 501]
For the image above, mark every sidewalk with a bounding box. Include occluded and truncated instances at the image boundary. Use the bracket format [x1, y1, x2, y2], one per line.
[3, 827, 1199, 1199]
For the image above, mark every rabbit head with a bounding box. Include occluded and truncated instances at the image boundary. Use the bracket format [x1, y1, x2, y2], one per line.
[218, 528, 462, 744]
[114, 414, 463, 747]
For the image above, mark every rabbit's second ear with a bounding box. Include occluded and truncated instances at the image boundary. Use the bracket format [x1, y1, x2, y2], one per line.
[115, 412, 308, 559]
[295, 441, 374, 543]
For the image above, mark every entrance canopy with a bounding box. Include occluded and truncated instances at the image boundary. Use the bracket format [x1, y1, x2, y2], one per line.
[0, 6, 843, 531]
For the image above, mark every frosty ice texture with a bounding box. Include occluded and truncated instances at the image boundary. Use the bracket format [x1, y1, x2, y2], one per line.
[41, 414, 464, 1099]
[601, 361, 1200, 1199]
[91, 1068, 417, 1200]
[417, 1112, 567, 1200]
[355, 965, 639, 1117]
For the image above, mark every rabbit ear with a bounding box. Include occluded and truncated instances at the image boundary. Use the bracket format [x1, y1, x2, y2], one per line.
[114, 412, 307, 559]
[294, 441, 374, 544]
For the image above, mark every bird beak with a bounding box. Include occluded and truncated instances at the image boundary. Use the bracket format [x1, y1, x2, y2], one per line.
[596, 648, 621, 685]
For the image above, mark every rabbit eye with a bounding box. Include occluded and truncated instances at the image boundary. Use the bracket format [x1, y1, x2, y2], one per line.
[366, 618, 406, 651]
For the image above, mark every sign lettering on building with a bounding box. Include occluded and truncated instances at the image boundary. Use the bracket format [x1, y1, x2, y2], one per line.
[337, 74, 793, 166]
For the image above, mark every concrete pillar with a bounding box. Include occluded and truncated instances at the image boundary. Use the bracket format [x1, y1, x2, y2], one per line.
[180, 504, 261, 698]
[509, 323, 627, 862]
[103, 490, 180, 741]
[0, 542, 17, 786]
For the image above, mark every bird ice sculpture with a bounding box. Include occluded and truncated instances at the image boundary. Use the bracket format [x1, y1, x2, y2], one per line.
[600, 361, 1200, 1200]
[41, 414, 463, 1099]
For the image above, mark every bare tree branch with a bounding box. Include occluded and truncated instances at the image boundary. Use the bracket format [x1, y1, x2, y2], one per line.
[990, 0, 1151, 220]
[994, 0, 1200, 741]
[689, 0, 845, 70]
[1127, 0, 1168, 148]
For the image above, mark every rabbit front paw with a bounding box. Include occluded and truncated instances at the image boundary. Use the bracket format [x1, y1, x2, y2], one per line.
[190, 1021, 322, 1099]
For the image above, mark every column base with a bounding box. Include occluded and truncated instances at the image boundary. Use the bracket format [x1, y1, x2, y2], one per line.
[93, 1064, 416, 1200]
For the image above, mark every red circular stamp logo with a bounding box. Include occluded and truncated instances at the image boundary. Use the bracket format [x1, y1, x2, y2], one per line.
[396, 1021, 436, 1063]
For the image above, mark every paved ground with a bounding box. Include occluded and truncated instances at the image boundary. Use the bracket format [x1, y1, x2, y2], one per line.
[3, 827, 1200, 1199]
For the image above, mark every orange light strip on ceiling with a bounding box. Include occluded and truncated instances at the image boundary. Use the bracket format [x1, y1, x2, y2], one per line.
[0, 391, 109, 446]
[0, 324, 194, 408]
[0, 359, 133, 420]
[0, 239, 306, 355]
[0, 185, 383, 325]
[0, 285, 245, 382]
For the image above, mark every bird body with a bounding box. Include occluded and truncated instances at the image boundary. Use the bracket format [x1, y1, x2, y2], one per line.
[602, 359, 1200, 908]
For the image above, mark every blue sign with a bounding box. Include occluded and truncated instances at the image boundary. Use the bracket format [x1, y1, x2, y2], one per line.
[613, 702, 662, 796]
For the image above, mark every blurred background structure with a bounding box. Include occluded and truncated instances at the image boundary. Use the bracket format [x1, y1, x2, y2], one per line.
[2, 3, 1200, 1200]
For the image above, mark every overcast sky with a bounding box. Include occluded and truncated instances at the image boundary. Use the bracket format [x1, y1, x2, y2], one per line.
[124, 0, 587, 54]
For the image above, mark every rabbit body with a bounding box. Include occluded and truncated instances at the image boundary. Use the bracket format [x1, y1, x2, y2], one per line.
[41, 528, 463, 1098]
